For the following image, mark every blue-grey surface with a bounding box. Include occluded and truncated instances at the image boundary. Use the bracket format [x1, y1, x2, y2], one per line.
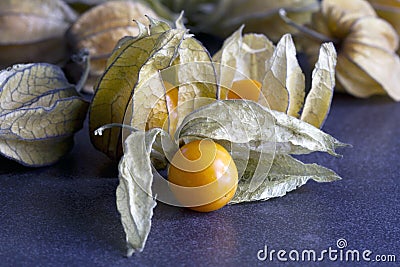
[1, 94, 399, 266]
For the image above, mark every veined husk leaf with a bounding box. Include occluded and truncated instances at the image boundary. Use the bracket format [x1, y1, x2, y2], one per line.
[90, 17, 217, 159]
[212, 26, 244, 99]
[301, 43, 337, 127]
[0, 137, 74, 167]
[0, 63, 88, 166]
[0, 98, 87, 140]
[230, 154, 341, 203]
[261, 34, 305, 115]
[130, 28, 187, 130]
[177, 100, 347, 157]
[212, 26, 275, 99]
[117, 128, 172, 256]
[131, 28, 218, 133]
[89, 19, 172, 159]
[67, 1, 160, 93]
[174, 38, 218, 128]
[0, 0, 77, 68]
[213, 27, 337, 128]
[299, 0, 400, 100]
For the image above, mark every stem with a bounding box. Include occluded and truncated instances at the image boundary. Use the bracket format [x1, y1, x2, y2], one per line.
[72, 49, 90, 93]
[279, 9, 338, 44]
[94, 123, 139, 136]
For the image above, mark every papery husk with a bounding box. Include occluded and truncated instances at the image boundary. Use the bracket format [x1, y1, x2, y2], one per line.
[67, 0, 160, 93]
[89, 17, 217, 159]
[298, 0, 400, 100]
[213, 27, 337, 129]
[367, 0, 400, 54]
[0, 63, 88, 166]
[0, 0, 77, 68]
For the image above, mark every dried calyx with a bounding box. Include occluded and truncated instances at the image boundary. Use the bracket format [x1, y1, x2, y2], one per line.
[0, 62, 89, 167]
[282, 0, 400, 100]
[66, 0, 160, 93]
[0, 0, 77, 68]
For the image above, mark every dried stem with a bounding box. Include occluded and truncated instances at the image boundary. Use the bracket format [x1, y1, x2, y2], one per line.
[279, 9, 338, 44]
[94, 123, 138, 136]
[72, 49, 90, 93]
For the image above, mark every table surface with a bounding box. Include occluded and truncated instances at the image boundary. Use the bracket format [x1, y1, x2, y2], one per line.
[1, 93, 399, 266]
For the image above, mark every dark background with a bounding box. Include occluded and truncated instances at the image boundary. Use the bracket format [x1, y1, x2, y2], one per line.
[1, 34, 399, 266]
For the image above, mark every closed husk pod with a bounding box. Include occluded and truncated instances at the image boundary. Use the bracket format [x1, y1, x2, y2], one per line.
[67, 1, 160, 93]
[295, 0, 400, 100]
[367, 0, 400, 54]
[0, 0, 77, 68]
[0, 63, 88, 166]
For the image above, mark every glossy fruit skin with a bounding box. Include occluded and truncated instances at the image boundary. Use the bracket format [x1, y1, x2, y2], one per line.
[168, 139, 238, 212]
[227, 79, 262, 101]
